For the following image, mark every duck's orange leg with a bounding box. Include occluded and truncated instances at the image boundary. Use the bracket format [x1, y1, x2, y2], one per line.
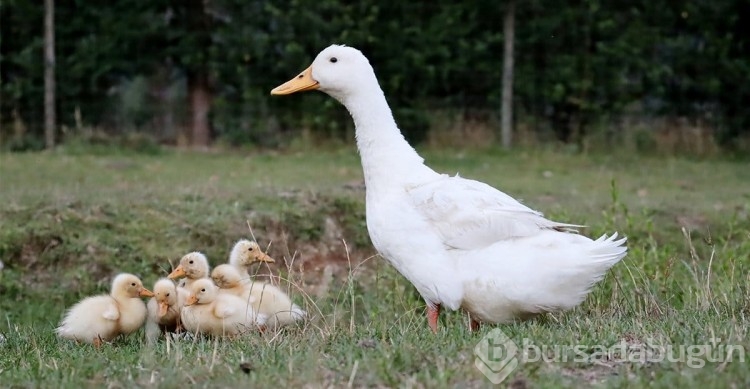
[427, 304, 441, 334]
[469, 316, 481, 332]
[93, 335, 103, 349]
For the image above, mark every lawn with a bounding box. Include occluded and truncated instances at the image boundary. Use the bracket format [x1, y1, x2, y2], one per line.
[0, 146, 748, 388]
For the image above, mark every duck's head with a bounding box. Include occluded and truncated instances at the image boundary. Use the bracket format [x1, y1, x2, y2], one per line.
[228, 239, 275, 268]
[211, 264, 244, 289]
[185, 278, 218, 306]
[112, 273, 153, 299]
[152, 278, 177, 317]
[169, 252, 210, 280]
[271, 45, 376, 103]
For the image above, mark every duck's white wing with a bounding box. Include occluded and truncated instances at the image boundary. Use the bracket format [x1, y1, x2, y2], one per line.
[408, 176, 581, 250]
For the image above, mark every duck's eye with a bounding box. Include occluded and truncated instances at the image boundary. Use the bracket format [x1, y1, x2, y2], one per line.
[189, 260, 194, 264]
[131, 283, 136, 286]
[330, 57, 338, 63]
[248, 247, 254, 251]
[297, 74, 303, 79]
[166, 293, 170, 297]
[201, 288, 206, 292]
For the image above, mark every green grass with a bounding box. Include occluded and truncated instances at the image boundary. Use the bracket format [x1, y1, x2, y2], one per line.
[0, 147, 748, 388]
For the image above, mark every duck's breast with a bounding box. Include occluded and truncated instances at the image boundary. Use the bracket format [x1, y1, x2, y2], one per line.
[365, 190, 463, 309]
[118, 298, 148, 334]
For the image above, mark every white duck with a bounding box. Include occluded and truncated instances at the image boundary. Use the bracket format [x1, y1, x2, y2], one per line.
[168, 251, 210, 290]
[211, 264, 306, 329]
[271, 45, 628, 333]
[145, 278, 187, 344]
[56, 273, 154, 346]
[181, 278, 266, 337]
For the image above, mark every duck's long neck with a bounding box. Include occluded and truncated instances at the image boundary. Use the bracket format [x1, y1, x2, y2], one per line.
[341, 87, 434, 188]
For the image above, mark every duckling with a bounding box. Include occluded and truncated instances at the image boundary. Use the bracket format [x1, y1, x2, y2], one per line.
[168, 251, 210, 289]
[56, 273, 154, 347]
[211, 264, 305, 329]
[145, 278, 187, 344]
[228, 239, 275, 274]
[180, 278, 266, 337]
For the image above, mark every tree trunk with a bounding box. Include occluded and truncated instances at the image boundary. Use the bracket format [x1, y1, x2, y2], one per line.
[501, 0, 515, 149]
[44, 0, 56, 149]
[188, 71, 211, 148]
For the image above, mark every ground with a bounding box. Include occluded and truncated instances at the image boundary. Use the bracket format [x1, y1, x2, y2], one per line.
[0, 146, 748, 388]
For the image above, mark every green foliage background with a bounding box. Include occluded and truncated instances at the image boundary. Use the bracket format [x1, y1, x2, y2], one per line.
[1, 1, 748, 148]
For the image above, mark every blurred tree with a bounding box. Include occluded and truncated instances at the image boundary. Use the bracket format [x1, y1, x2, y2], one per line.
[2, 0, 749, 150]
[501, 0, 515, 149]
[44, 0, 56, 149]
[166, 0, 214, 148]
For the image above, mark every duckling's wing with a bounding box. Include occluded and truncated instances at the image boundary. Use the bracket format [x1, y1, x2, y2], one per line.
[409, 176, 581, 250]
[102, 302, 120, 321]
[213, 303, 237, 318]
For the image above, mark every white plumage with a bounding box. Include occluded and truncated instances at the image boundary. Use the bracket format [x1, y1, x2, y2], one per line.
[272, 45, 627, 332]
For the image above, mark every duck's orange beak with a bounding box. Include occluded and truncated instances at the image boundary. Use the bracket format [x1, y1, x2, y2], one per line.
[271, 66, 319, 95]
[158, 301, 169, 317]
[168, 265, 186, 279]
[185, 295, 198, 306]
[140, 288, 154, 298]
[255, 251, 276, 263]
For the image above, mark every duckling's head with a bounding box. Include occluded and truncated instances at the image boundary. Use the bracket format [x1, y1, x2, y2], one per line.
[271, 45, 377, 105]
[169, 252, 210, 280]
[211, 264, 245, 289]
[228, 240, 275, 269]
[185, 278, 218, 306]
[112, 273, 154, 299]
[152, 278, 178, 317]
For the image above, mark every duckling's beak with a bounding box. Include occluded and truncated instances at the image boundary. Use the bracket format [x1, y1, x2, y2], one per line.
[168, 265, 186, 279]
[140, 288, 155, 298]
[256, 252, 276, 263]
[185, 295, 198, 306]
[271, 66, 319, 95]
[158, 301, 169, 317]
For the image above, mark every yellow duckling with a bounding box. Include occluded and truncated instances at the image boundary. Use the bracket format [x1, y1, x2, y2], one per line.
[228, 239, 275, 273]
[211, 264, 306, 329]
[56, 273, 154, 347]
[168, 251, 210, 289]
[145, 278, 187, 344]
[180, 278, 266, 337]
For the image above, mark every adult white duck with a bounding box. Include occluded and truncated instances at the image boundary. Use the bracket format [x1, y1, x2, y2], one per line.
[271, 45, 627, 333]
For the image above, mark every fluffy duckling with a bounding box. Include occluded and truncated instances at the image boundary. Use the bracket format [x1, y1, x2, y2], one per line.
[145, 278, 187, 344]
[180, 278, 266, 337]
[228, 240, 275, 274]
[56, 273, 154, 347]
[211, 264, 305, 329]
[168, 251, 210, 289]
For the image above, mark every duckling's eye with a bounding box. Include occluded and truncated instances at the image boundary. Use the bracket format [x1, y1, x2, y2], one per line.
[330, 57, 338, 63]
[248, 247, 254, 251]
[165, 293, 170, 297]
[189, 260, 194, 264]
[131, 283, 136, 286]
[201, 288, 206, 292]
